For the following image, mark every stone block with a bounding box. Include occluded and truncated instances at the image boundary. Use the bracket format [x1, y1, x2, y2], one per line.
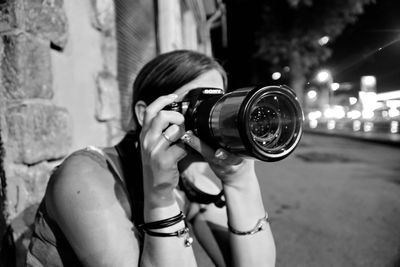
[5, 160, 55, 267]
[101, 35, 117, 76]
[6, 161, 53, 219]
[24, 0, 69, 49]
[1, 33, 53, 99]
[0, 0, 24, 33]
[5, 100, 72, 165]
[91, 0, 115, 33]
[95, 71, 120, 122]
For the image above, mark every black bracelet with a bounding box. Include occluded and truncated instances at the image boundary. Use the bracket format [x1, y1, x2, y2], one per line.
[144, 226, 194, 247]
[139, 211, 185, 230]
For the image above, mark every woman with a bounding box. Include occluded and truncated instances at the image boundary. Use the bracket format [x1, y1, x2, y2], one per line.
[26, 50, 276, 267]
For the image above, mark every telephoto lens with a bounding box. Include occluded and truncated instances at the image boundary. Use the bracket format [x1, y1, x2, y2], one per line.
[168, 85, 304, 162]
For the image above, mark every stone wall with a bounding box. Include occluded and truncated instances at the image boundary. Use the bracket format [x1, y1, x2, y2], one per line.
[0, 0, 216, 264]
[0, 0, 121, 265]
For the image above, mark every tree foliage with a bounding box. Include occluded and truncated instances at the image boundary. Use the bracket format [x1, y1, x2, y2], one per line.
[253, 0, 376, 101]
[256, 0, 375, 72]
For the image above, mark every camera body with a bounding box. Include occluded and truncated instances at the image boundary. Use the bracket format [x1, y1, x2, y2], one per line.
[165, 85, 304, 162]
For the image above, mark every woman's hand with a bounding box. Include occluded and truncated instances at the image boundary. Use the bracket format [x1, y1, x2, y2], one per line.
[180, 131, 256, 188]
[139, 94, 187, 208]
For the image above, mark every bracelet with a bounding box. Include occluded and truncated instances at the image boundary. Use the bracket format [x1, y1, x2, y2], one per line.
[228, 213, 270, 235]
[144, 226, 194, 247]
[139, 211, 185, 230]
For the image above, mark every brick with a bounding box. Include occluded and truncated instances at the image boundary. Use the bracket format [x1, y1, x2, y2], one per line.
[0, 0, 24, 33]
[6, 162, 53, 216]
[91, 0, 115, 33]
[95, 71, 120, 122]
[24, 0, 68, 49]
[101, 35, 117, 76]
[1, 33, 53, 99]
[6, 161, 54, 267]
[5, 100, 72, 165]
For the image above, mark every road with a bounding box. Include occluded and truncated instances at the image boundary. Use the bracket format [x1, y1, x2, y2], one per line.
[255, 132, 400, 267]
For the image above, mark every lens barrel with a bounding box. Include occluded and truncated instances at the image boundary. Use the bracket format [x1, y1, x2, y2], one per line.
[192, 85, 304, 162]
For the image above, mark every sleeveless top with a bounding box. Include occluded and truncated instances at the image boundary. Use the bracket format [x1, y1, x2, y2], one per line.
[26, 133, 216, 267]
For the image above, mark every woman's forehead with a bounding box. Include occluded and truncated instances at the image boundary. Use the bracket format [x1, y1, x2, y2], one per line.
[173, 70, 225, 101]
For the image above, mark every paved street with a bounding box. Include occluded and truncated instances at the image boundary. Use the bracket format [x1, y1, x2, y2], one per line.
[256, 133, 400, 267]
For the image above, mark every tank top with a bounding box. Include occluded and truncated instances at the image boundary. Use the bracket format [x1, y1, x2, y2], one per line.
[26, 133, 216, 266]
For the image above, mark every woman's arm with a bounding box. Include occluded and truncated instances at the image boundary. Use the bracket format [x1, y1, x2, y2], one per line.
[182, 132, 276, 267]
[137, 94, 198, 266]
[223, 162, 276, 266]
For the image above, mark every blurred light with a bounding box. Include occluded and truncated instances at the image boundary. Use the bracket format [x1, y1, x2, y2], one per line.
[388, 107, 400, 118]
[308, 110, 322, 120]
[271, 72, 281, 80]
[361, 76, 376, 87]
[327, 120, 335, 130]
[307, 90, 317, 99]
[283, 66, 290, 72]
[363, 121, 374, 132]
[334, 107, 346, 119]
[331, 83, 340, 91]
[318, 36, 330, 46]
[309, 120, 318, 129]
[362, 110, 375, 119]
[347, 110, 361, 119]
[387, 100, 400, 118]
[324, 108, 335, 119]
[391, 121, 399, 133]
[316, 70, 331, 83]
[353, 120, 361, 131]
[376, 90, 400, 101]
[349, 97, 358, 105]
[324, 106, 346, 119]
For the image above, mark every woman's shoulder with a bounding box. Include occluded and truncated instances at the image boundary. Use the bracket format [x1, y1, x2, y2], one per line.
[45, 146, 132, 219]
[47, 147, 108, 189]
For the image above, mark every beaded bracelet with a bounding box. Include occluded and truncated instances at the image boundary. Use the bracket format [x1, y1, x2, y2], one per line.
[228, 213, 270, 235]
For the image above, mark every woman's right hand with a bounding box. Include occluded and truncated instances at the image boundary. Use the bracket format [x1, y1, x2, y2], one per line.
[139, 94, 187, 209]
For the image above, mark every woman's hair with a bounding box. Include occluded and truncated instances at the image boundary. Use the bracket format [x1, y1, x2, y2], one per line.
[131, 50, 227, 126]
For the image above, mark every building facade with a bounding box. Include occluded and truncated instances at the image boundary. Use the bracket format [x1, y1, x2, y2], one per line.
[0, 0, 225, 265]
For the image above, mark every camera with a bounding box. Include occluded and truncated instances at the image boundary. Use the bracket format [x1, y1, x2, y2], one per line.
[165, 85, 304, 162]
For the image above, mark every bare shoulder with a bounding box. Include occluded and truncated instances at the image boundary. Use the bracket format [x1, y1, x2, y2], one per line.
[44, 149, 141, 266]
[45, 148, 132, 221]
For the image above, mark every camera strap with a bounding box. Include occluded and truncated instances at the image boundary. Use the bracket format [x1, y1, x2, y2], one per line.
[179, 176, 225, 208]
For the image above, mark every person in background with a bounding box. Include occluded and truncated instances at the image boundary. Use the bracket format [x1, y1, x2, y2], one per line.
[26, 50, 276, 267]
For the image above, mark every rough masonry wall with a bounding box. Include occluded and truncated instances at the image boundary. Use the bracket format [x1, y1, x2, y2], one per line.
[0, 0, 71, 265]
[0, 0, 120, 265]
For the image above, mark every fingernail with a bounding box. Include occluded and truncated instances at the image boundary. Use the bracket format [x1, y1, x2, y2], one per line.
[169, 94, 178, 99]
[215, 149, 227, 160]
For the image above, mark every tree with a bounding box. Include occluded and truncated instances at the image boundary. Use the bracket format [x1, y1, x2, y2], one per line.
[253, 0, 375, 104]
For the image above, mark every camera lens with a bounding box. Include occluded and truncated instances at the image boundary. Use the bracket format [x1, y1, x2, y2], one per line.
[193, 85, 303, 162]
[249, 100, 281, 144]
[247, 93, 299, 157]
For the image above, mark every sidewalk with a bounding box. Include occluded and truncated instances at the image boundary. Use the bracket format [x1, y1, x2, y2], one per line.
[304, 128, 400, 147]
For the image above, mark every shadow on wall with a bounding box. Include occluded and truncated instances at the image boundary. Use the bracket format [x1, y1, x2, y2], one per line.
[12, 204, 39, 267]
[0, 203, 38, 267]
[0, 129, 16, 267]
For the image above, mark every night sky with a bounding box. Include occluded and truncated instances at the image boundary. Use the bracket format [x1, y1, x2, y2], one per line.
[326, 0, 400, 92]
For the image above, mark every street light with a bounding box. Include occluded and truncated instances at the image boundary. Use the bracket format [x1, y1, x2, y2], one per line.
[271, 72, 281, 80]
[315, 69, 333, 106]
[318, 36, 330, 46]
[316, 70, 331, 83]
